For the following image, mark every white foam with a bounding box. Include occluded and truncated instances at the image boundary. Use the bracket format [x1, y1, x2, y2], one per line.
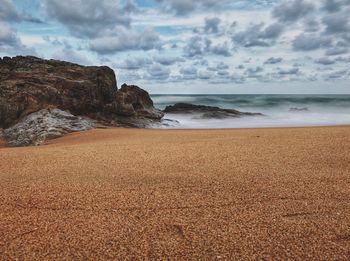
[161, 111, 350, 129]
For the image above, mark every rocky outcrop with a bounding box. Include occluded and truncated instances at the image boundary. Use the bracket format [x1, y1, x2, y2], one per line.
[0, 56, 163, 130]
[113, 84, 164, 119]
[164, 103, 263, 119]
[3, 109, 95, 147]
[0, 56, 164, 146]
[0, 56, 117, 129]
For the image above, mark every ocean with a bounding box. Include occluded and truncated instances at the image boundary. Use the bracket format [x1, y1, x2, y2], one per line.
[151, 94, 350, 128]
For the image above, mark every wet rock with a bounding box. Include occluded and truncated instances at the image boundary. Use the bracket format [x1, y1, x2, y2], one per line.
[289, 107, 309, 112]
[164, 103, 263, 119]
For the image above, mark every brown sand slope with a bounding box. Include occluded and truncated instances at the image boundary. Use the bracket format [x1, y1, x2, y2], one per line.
[0, 127, 350, 260]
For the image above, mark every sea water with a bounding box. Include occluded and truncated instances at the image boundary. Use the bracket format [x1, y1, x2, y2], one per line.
[151, 94, 350, 128]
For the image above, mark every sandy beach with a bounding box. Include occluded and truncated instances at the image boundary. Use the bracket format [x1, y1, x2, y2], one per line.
[0, 126, 350, 260]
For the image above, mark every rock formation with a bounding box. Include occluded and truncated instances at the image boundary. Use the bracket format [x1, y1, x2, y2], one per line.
[3, 109, 95, 147]
[0, 56, 164, 146]
[163, 103, 263, 119]
[0, 56, 163, 128]
[113, 84, 164, 119]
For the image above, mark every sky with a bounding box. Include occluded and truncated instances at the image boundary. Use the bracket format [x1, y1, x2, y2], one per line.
[0, 0, 350, 94]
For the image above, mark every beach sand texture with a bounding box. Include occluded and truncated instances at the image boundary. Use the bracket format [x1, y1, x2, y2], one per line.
[0, 127, 350, 260]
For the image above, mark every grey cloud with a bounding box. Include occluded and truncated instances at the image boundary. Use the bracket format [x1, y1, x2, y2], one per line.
[184, 36, 231, 57]
[118, 71, 142, 83]
[153, 56, 185, 66]
[117, 57, 153, 70]
[216, 62, 229, 70]
[210, 42, 232, 57]
[245, 67, 264, 78]
[0, 22, 36, 56]
[293, 33, 332, 51]
[204, 17, 221, 34]
[184, 36, 207, 57]
[43, 36, 72, 48]
[304, 18, 320, 32]
[51, 48, 92, 65]
[0, 22, 19, 46]
[315, 57, 335, 65]
[180, 66, 198, 80]
[323, 0, 350, 13]
[217, 70, 230, 77]
[0, 0, 20, 22]
[206, 62, 229, 72]
[43, 0, 131, 38]
[198, 70, 213, 79]
[272, 0, 315, 23]
[232, 23, 283, 48]
[155, 0, 231, 16]
[147, 64, 170, 80]
[264, 57, 283, 64]
[325, 69, 349, 80]
[260, 23, 284, 39]
[322, 12, 350, 34]
[230, 74, 246, 84]
[278, 67, 300, 75]
[325, 46, 348, 56]
[90, 27, 160, 54]
[193, 59, 209, 66]
[123, 0, 140, 13]
[335, 56, 350, 62]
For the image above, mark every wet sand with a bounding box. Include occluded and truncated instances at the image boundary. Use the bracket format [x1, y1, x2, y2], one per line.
[0, 127, 350, 260]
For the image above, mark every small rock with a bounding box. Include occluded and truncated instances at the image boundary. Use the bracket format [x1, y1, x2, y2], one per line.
[164, 103, 263, 119]
[289, 107, 309, 112]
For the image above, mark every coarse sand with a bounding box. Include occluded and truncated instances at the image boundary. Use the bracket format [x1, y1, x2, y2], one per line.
[0, 127, 350, 260]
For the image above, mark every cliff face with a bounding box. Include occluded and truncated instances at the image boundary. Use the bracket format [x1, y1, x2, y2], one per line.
[0, 56, 163, 129]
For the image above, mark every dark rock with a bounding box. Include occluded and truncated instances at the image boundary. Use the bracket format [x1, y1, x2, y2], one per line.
[289, 107, 309, 112]
[0, 56, 117, 129]
[114, 84, 164, 119]
[3, 109, 95, 147]
[0, 56, 163, 130]
[164, 103, 262, 119]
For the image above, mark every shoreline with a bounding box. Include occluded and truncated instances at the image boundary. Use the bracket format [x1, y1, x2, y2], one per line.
[1, 124, 350, 148]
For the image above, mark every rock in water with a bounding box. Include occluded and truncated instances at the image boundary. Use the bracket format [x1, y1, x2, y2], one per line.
[3, 109, 95, 147]
[163, 103, 262, 119]
[0, 56, 163, 130]
[289, 107, 309, 112]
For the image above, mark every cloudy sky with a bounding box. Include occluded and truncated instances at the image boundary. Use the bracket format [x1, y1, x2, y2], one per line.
[1, 0, 350, 94]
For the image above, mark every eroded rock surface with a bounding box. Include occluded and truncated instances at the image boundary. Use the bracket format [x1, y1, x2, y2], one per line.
[164, 103, 263, 119]
[3, 109, 95, 147]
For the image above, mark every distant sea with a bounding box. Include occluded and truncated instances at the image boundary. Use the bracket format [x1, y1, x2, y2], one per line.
[151, 94, 350, 128]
